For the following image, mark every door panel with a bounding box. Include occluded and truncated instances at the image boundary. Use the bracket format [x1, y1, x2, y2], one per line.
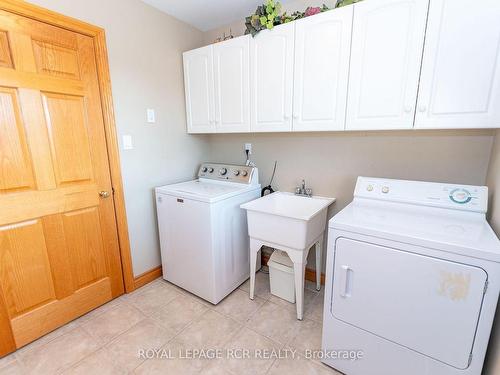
[0, 30, 13, 68]
[415, 0, 500, 129]
[0, 9, 123, 352]
[183, 45, 215, 133]
[63, 208, 107, 288]
[250, 23, 294, 132]
[32, 40, 81, 79]
[0, 87, 35, 191]
[333, 238, 487, 369]
[346, 0, 428, 130]
[213, 36, 250, 133]
[0, 220, 56, 317]
[293, 6, 352, 131]
[42, 93, 93, 185]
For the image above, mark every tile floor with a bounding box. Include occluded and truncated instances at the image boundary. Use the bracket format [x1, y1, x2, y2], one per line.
[0, 271, 341, 375]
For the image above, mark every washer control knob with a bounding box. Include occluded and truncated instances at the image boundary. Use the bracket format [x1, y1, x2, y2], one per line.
[449, 188, 472, 204]
[241, 170, 248, 177]
[207, 167, 214, 173]
[382, 186, 390, 194]
[219, 168, 227, 176]
[366, 184, 374, 192]
[233, 170, 240, 176]
[201, 167, 208, 173]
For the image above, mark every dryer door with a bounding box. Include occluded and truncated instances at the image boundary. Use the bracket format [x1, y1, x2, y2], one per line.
[332, 238, 487, 369]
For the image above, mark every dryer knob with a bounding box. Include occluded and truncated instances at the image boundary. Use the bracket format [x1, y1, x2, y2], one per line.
[241, 170, 248, 177]
[219, 168, 227, 176]
[233, 170, 240, 176]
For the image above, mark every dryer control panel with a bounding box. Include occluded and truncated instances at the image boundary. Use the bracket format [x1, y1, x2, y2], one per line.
[354, 177, 488, 213]
[198, 163, 258, 184]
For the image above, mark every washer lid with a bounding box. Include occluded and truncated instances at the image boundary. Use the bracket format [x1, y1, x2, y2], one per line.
[330, 199, 500, 263]
[155, 180, 259, 203]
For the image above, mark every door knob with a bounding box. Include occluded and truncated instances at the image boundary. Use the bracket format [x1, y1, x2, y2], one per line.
[99, 191, 110, 198]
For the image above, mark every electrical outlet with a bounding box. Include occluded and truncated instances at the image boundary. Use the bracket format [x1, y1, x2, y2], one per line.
[245, 143, 252, 154]
[122, 135, 133, 150]
[147, 108, 156, 123]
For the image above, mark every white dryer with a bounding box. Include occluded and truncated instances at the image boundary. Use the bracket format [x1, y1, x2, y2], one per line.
[322, 177, 500, 375]
[155, 163, 260, 304]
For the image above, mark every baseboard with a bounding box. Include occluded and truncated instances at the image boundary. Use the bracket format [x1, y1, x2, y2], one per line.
[133, 266, 162, 290]
[261, 254, 325, 285]
[132, 255, 325, 292]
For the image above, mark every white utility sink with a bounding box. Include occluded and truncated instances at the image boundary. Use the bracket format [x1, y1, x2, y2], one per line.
[241, 192, 335, 320]
[241, 192, 335, 249]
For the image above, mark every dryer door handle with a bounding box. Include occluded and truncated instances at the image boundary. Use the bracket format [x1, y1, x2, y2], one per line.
[339, 265, 353, 298]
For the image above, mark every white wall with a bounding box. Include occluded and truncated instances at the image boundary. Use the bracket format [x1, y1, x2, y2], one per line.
[28, 0, 209, 276]
[484, 130, 500, 375]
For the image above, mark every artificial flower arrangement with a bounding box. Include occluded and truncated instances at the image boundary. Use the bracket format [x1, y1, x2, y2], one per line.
[245, 0, 363, 37]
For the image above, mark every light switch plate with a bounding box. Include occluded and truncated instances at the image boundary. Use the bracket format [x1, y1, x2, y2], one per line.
[147, 108, 156, 123]
[123, 135, 133, 150]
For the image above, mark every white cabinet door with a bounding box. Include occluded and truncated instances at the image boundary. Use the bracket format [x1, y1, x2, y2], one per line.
[415, 0, 500, 129]
[213, 36, 251, 133]
[333, 238, 487, 369]
[293, 6, 353, 132]
[250, 23, 294, 132]
[183, 46, 215, 134]
[346, 0, 428, 130]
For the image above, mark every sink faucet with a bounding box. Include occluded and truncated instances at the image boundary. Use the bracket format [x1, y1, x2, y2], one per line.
[295, 179, 313, 197]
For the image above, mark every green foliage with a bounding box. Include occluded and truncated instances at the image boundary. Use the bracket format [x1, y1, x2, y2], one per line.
[245, 1, 344, 37]
[245, 0, 283, 37]
[335, 0, 363, 8]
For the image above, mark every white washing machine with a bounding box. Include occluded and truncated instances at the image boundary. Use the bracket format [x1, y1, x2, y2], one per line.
[155, 163, 261, 304]
[322, 177, 500, 375]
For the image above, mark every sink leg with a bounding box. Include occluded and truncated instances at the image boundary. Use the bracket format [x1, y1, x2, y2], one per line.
[293, 259, 307, 320]
[249, 238, 260, 300]
[315, 236, 323, 291]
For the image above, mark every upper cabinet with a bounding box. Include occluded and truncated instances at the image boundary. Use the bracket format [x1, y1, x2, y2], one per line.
[213, 36, 251, 133]
[183, 0, 500, 134]
[293, 6, 353, 132]
[346, 0, 429, 130]
[183, 45, 215, 134]
[415, 0, 500, 129]
[250, 22, 295, 132]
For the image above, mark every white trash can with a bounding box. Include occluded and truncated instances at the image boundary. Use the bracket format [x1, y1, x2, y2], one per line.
[268, 250, 304, 303]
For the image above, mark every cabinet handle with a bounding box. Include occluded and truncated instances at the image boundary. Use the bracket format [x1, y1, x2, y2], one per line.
[404, 105, 413, 113]
[418, 105, 427, 113]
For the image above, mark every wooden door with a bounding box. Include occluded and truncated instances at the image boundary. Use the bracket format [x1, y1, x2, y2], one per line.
[415, 0, 500, 129]
[0, 8, 124, 353]
[183, 45, 216, 134]
[292, 6, 352, 132]
[345, 0, 428, 130]
[250, 22, 294, 132]
[213, 35, 250, 133]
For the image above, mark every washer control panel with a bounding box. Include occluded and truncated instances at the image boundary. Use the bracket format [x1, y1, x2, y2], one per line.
[354, 177, 488, 213]
[198, 163, 256, 184]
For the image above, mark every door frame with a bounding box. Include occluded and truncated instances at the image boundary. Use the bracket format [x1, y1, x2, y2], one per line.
[0, 0, 135, 297]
